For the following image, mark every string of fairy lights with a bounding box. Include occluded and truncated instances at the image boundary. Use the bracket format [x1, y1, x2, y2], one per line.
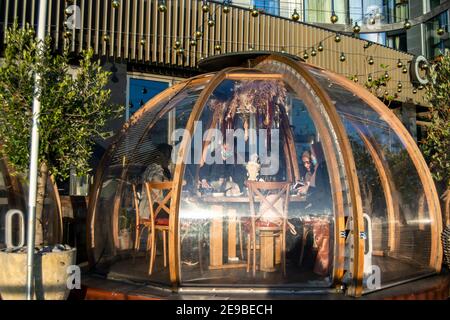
[56, 0, 448, 95]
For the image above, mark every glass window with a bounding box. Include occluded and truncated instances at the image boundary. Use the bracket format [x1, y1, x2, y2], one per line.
[387, 32, 407, 51]
[304, 0, 332, 23]
[386, 0, 408, 23]
[361, 32, 387, 46]
[425, 12, 448, 59]
[428, 0, 442, 12]
[128, 78, 170, 118]
[253, 0, 280, 16]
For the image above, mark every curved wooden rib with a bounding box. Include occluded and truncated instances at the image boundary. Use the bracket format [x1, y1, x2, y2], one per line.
[322, 69, 442, 272]
[255, 55, 362, 294]
[280, 109, 300, 182]
[352, 124, 400, 254]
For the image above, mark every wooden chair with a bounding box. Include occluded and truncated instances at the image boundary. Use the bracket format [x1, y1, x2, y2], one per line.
[144, 181, 173, 275]
[246, 181, 290, 277]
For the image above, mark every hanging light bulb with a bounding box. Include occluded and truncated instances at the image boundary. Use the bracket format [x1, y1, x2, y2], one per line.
[303, 50, 309, 60]
[103, 34, 110, 41]
[353, 22, 361, 34]
[208, 17, 215, 27]
[173, 39, 181, 49]
[223, 4, 230, 14]
[353, 75, 359, 83]
[281, 47, 286, 54]
[368, 74, 373, 82]
[369, 16, 376, 25]
[330, 11, 338, 24]
[318, 42, 324, 52]
[311, 47, 317, 56]
[177, 47, 185, 56]
[64, 31, 72, 39]
[420, 62, 429, 70]
[397, 87, 402, 93]
[402, 66, 408, 73]
[397, 81, 402, 89]
[215, 43, 222, 52]
[251, 6, 259, 17]
[368, 56, 374, 65]
[397, 59, 403, 68]
[340, 52, 346, 62]
[292, 9, 300, 22]
[334, 34, 341, 42]
[384, 71, 389, 79]
[437, 27, 445, 36]
[202, 1, 210, 13]
[404, 19, 412, 30]
[412, 88, 417, 94]
[418, 84, 424, 90]
[190, 38, 197, 46]
[363, 42, 369, 49]
[384, 90, 389, 96]
[140, 38, 145, 46]
[158, 1, 167, 12]
[112, 0, 120, 9]
[195, 30, 203, 39]
[65, 6, 74, 15]
[249, 45, 255, 51]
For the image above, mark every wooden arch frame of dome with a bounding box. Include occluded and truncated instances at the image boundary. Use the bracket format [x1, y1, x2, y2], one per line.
[87, 53, 442, 298]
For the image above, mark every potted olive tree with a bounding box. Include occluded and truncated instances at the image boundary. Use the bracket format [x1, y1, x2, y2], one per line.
[0, 23, 121, 299]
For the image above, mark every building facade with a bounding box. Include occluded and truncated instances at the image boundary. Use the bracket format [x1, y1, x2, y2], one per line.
[234, 0, 449, 58]
[0, 0, 446, 193]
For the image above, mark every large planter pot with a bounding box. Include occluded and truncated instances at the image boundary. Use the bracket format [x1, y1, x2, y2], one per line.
[0, 248, 76, 300]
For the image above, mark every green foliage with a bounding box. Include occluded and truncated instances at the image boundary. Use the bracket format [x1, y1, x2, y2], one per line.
[0, 23, 122, 179]
[364, 64, 395, 107]
[421, 52, 450, 187]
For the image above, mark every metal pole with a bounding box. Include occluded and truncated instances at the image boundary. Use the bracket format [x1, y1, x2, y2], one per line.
[26, 0, 48, 301]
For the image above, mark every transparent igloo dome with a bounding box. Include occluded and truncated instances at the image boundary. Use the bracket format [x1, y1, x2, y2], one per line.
[87, 54, 442, 296]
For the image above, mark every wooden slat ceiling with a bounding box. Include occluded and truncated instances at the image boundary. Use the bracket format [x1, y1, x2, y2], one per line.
[0, 0, 426, 105]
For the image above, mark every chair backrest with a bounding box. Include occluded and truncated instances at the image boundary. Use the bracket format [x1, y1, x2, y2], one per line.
[247, 181, 290, 225]
[144, 181, 173, 223]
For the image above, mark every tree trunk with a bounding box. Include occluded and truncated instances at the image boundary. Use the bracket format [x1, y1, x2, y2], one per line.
[35, 162, 48, 247]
